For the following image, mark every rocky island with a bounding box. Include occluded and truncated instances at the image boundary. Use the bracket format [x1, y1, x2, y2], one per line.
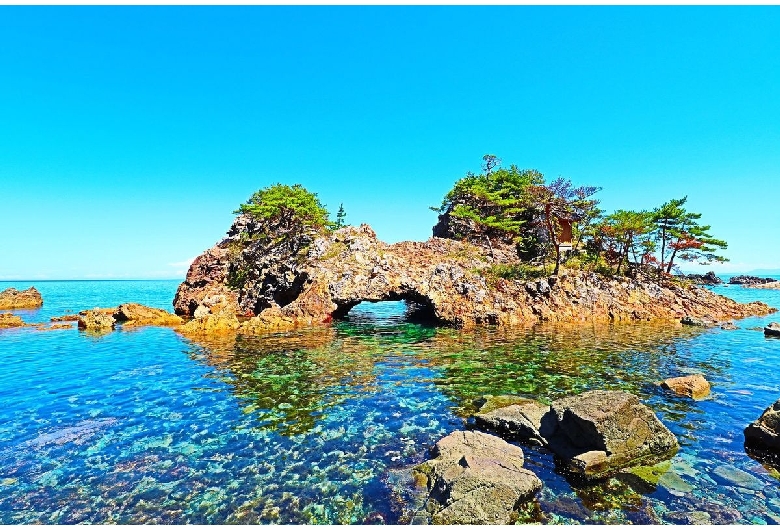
[173, 172, 774, 333]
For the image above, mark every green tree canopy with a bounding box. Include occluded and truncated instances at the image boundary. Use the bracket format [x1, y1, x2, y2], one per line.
[650, 197, 728, 273]
[434, 156, 544, 248]
[236, 183, 332, 234]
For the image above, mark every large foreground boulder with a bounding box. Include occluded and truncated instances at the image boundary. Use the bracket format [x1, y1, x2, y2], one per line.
[414, 430, 542, 524]
[549, 391, 679, 477]
[0, 287, 42, 310]
[473, 390, 679, 479]
[661, 374, 711, 399]
[745, 399, 780, 451]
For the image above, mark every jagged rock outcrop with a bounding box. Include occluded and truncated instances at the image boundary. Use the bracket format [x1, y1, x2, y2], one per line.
[413, 430, 543, 524]
[683, 271, 722, 285]
[0, 313, 25, 328]
[661, 374, 711, 399]
[729, 275, 776, 286]
[0, 287, 43, 310]
[174, 218, 775, 331]
[745, 399, 780, 452]
[472, 390, 678, 479]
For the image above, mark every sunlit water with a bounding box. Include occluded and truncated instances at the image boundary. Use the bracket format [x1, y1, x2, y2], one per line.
[1, 279, 780, 523]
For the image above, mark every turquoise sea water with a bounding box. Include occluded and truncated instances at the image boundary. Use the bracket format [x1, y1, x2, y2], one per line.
[1, 279, 780, 524]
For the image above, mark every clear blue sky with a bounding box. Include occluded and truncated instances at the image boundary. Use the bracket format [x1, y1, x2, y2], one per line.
[1, 6, 779, 279]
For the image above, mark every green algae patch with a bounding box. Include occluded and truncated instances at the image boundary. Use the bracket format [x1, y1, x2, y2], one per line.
[627, 460, 672, 487]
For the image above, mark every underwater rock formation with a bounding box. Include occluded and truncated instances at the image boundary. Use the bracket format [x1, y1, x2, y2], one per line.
[413, 430, 543, 524]
[473, 390, 678, 479]
[0, 287, 42, 310]
[174, 217, 775, 331]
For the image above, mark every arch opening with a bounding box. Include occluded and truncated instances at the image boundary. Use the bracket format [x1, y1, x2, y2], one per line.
[335, 295, 442, 327]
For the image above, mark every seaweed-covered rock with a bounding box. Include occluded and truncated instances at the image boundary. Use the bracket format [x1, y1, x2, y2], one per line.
[474, 397, 557, 446]
[0, 313, 25, 328]
[765, 323, 780, 337]
[548, 390, 679, 478]
[77, 309, 115, 331]
[745, 399, 780, 451]
[414, 430, 542, 524]
[0, 287, 43, 310]
[661, 374, 711, 399]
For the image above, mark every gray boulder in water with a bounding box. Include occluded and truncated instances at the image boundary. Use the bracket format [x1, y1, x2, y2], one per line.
[473, 390, 679, 479]
[414, 430, 542, 524]
[548, 390, 679, 478]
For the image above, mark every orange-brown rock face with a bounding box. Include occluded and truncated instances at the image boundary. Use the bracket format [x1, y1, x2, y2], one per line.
[173, 218, 776, 332]
[0, 287, 43, 310]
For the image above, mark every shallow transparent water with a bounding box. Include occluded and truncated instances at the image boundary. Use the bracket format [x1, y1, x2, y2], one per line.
[1, 280, 779, 523]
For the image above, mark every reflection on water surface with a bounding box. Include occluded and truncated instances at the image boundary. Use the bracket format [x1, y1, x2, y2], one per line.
[1, 292, 780, 523]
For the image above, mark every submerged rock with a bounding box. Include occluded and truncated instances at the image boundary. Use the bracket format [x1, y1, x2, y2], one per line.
[414, 430, 542, 524]
[661, 374, 711, 399]
[0, 287, 43, 310]
[765, 323, 780, 337]
[548, 390, 679, 478]
[0, 313, 25, 328]
[745, 399, 780, 451]
[720, 322, 738, 330]
[77, 309, 116, 331]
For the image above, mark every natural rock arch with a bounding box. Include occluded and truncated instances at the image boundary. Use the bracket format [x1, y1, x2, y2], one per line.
[174, 221, 775, 333]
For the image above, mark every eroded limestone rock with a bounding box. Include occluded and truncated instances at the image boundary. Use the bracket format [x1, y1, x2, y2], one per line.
[0, 287, 43, 310]
[661, 374, 711, 399]
[414, 430, 542, 524]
